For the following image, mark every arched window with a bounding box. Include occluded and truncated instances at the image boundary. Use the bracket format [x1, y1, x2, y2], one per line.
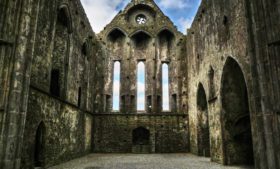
[113, 61, 120, 111]
[137, 61, 145, 111]
[34, 122, 45, 167]
[162, 63, 170, 111]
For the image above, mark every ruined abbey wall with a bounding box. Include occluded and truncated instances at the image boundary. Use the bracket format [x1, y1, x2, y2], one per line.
[186, 0, 280, 168]
[93, 0, 189, 153]
[0, 0, 279, 169]
[0, 0, 105, 168]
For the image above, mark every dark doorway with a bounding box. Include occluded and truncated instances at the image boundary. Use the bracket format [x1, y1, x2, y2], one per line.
[172, 94, 177, 112]
[132, 127, 150, 145]
[34, 122, 45, 167]
[221, 57, 254, 165]
[197, 83, 210, 157]
[50, 69, 60, 97]
[78, 87, 82, 107]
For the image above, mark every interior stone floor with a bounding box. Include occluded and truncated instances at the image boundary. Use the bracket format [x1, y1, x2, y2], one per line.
[48, 154, 254, 169]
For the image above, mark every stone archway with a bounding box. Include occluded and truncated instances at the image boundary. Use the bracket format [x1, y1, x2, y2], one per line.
[132, 127, 150, 153]
[34, 122, 46, 167]
[197, 83, 210, 157]
[221, 57, 254, 165]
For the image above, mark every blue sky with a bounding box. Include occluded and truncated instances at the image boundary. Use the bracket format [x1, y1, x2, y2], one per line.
[81, 0, 202, 34]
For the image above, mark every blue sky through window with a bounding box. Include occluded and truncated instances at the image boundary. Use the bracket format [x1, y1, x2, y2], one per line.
[137, 62, 145, 111]
[162, 64, 169, 111]
[113, 62, 120, 111]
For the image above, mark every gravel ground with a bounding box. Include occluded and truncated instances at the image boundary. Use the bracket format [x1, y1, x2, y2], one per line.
[48, 154, 254, 169]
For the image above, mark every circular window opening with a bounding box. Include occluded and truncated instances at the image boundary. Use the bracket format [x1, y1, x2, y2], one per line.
[136, 14, 147, 25]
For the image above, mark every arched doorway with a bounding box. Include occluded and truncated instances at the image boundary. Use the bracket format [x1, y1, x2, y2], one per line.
[221, 57, 254, 165]
[132, 127, 150, 153]
[197, 83, 210, 157]
[34, 122, 45, 167]
[133, 127, 150, 145]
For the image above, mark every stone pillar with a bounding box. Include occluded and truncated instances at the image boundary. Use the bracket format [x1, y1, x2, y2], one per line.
[0, 0, 39, 168]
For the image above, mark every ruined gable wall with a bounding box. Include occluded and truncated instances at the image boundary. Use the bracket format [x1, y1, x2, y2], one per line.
[92, 0, 189, 153]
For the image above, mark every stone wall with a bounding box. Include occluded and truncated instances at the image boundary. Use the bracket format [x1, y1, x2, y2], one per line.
[21, 88, 93, 168]
[18, 0, 105, 168]
[93, 0, 189, 154]
[1, 0, 279, 169]
[185, 0, 280, 168]
[93, 114, 188, 153]
[245, 0, 280, 168]
[186, 0, 253, 164]
[0, 0, 104, 168]
[98, 0, 187, 114]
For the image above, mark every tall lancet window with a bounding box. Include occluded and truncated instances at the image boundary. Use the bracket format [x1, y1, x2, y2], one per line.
[162, 63, 170, 111]
[113, 61, 120, 111]
[137, 61, 145, 111]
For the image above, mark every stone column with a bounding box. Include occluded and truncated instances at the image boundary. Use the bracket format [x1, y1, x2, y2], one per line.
[0, 0, 39, 168]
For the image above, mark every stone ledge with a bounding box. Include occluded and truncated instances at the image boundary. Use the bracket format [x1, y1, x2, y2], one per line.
[208, 96, 217, 103]
[0, 38, 13, 46]
[30, 85, 94, 116]
[92, 113, 188, 116]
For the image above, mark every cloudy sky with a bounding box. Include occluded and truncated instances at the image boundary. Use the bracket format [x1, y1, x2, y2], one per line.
[81, 0, 201, 34]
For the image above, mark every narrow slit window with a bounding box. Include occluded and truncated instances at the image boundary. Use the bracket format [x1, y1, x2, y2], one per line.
[78, 87, 82, 107]
[50, 69, 60, 97]
[113, 61, 120, 111]
[137, 62, 145, 111]
[162, 63, 170, 111]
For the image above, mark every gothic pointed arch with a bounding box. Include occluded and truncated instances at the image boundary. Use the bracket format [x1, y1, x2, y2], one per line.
[58, 3, 73, 33]
[221, 57, 254, 165]
[34, 121, 46, 167]
[131, 31, 152, 50]
[107, 27, 127, 40]
[197, 83, 210, 157]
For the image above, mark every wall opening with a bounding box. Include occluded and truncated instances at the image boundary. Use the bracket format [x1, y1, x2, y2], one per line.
[107, 29, 126, 53]
[34, 122, 45, 167]
[50, 69, 60, 97]
[113, 61, 121, 111]
[221, 57, 254, 165]
[130, 95, 135, 112]
[132, 127, 150, 145]
[158, 29, 175, 57]
[208, 66, 215, 99]
[157, 95, 162, 112]
[162, 63, 170, 111]
[131, 32, 151, 50]
[137, 61, 145, 111]
[172, 94, 177, 112]
[78, 87, 82, 107]
[105, 95, 111, 112]
[197, 83, 210, 157]
[147, 95, 152, 113]
[57, 5, 72, 33]
[121, 95, 126, 113]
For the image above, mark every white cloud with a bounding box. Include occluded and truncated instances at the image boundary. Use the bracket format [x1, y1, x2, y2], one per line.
[81, 0, 129, 33]
[158, 0, 191, 9]
[178, 17, 194, 33]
